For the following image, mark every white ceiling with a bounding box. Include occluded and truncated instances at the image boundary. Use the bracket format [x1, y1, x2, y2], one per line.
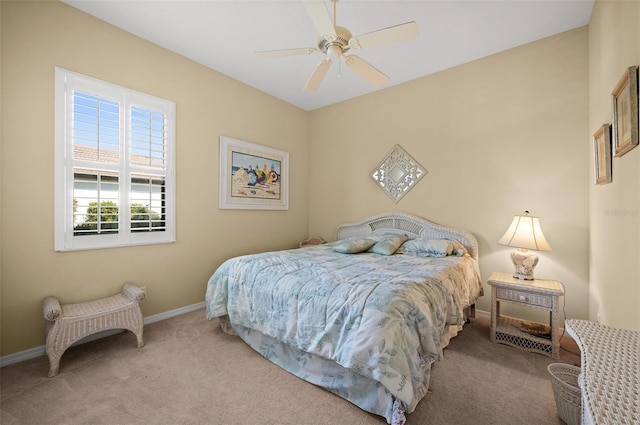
[62, 0, 594, 111]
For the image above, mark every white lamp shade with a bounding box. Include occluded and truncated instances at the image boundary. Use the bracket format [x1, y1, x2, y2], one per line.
[498, 215, 551, 251]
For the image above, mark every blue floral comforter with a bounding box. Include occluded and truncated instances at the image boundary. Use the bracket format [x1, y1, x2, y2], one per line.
[205, 243, 482, 415]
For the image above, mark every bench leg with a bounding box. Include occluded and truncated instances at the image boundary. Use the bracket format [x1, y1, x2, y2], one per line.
[132, 304, 145, 348]
[134, 330, 145, 348]
[45, 322, 65, 378]
[47, 354, 61, 378]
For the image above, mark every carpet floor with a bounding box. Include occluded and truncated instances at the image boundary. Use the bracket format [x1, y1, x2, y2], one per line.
[0, 309, 580, 424]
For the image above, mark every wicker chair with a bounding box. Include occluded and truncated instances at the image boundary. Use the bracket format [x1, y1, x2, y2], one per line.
[42, 283, 146, 377]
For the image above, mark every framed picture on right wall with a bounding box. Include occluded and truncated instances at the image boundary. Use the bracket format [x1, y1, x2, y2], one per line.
[593, 124, 612, 185]
[611, 66, 639, 157]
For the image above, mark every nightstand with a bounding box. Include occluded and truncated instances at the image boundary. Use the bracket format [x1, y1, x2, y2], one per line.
[488, 272, 564, 359]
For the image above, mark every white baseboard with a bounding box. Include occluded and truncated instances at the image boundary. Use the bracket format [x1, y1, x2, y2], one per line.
[475, 309, 490, 319]
[0, 301, 206, 368]
[0, 306, 507, 368]
[143, 301, 205, 325]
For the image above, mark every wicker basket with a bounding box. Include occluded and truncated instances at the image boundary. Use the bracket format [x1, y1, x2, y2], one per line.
[548, 363, 582, 425]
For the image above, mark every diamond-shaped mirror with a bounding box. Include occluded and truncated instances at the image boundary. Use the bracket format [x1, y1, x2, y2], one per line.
[371, 145, 427, 203]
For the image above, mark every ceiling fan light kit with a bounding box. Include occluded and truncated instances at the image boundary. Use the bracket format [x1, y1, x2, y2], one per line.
[255, 0, 418, 93]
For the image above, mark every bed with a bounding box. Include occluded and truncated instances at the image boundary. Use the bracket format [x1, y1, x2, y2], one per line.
[205, 212, 483, 424]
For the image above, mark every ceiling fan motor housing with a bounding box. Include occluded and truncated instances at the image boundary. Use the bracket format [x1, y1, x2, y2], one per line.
[318, 26, 352, 55]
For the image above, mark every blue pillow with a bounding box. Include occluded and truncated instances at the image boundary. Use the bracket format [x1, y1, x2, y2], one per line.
[398, 239, 453, 257]
[332, 237, 377, 254]
[369, 234, 409, 255]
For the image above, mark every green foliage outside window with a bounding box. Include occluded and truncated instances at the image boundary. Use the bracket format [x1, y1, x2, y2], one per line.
[74, 200, 162, 234]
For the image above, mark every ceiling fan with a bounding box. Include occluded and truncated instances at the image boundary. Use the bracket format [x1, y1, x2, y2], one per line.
[255, 0, 419, 92]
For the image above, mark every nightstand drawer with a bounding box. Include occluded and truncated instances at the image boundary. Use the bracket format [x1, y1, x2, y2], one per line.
[496, 288, 553, 308]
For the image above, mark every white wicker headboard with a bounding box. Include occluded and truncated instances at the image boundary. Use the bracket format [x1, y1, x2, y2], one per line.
[335, 212, 479, 261]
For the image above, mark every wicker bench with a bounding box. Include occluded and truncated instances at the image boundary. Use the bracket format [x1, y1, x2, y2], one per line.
[565, 319, 640, 425]
[42, 283, 146, 377]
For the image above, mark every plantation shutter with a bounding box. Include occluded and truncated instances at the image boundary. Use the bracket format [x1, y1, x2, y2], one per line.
[55, 67, 175, 251]
[129, 106, 168, 232]
[72, 91, 121, 236]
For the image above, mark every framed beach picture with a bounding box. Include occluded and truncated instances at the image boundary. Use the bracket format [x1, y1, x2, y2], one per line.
[593, 124, 612, 185]
[611, 66, 639, 157]
[219, 136, 289, 210]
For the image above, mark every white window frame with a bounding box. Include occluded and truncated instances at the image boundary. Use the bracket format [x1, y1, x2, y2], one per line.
[55, 67, 176, 251]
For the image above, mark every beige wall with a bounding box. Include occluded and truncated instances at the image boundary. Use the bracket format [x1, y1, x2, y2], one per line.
[5, 0, 639, 359]
[308, 28, 591, 324]
[0, 1, 309, 356]
[588, 0, 640, 330]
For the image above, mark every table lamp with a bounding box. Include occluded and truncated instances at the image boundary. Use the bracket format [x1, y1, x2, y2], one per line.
[498, 211, 551, 280]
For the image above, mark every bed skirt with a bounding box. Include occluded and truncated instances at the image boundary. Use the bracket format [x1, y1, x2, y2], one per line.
[219, 316, 464, 424]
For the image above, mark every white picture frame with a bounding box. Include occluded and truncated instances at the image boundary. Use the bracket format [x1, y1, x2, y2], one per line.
[219, 135, 289, 210]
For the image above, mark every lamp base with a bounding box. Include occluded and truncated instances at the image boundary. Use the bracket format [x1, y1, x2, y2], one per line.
[510, 248, 538, 280]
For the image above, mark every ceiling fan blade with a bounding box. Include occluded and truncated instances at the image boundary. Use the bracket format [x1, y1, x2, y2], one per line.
[350, 21, 418, 50]
[344, 55, 389, 87]
[304, 59, 332, 92]
[302, 1, 337, 40]
[254, 47, 318, 58]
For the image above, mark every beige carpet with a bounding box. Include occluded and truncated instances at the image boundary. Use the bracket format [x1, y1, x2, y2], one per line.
[0, 309, 579, 425]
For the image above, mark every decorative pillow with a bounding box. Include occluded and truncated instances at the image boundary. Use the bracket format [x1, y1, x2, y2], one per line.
[447, 239, 469, 257]
[398, 239, 453, 258]
[332, 237, 377, 254]
[368, 234, 409, 255]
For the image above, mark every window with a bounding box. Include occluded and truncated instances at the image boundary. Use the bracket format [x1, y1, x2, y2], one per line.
[55, 68, 175, 251]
